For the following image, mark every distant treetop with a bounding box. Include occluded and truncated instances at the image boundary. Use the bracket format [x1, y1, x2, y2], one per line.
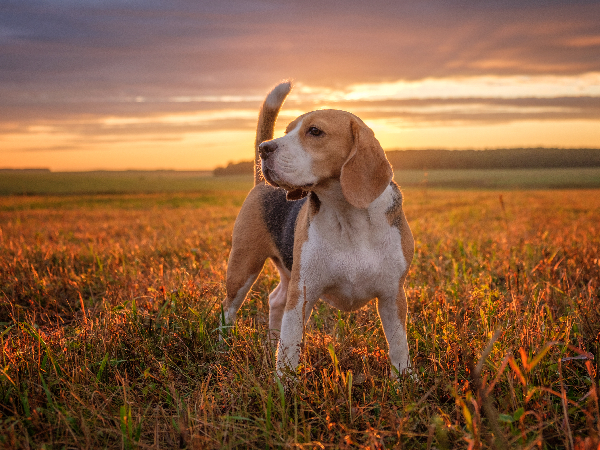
[213, 148, 600, 175]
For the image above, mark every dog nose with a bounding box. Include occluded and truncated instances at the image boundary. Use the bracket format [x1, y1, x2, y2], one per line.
[259, 141, 278, 160]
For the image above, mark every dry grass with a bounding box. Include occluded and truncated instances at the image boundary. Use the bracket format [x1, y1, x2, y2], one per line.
[0, 189, 599, 449]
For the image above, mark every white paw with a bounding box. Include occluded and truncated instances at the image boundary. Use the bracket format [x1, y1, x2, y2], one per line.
[391, 365, 418, 382]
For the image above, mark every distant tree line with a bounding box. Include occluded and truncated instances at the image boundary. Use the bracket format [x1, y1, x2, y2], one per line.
[0, 168, 50, 173]
[214, 148, 600, 175]
[213, 160, 256, 176]
[385, 148, 600, 170]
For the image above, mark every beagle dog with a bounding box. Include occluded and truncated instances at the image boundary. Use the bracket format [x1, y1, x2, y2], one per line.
[222, 81, 414, 378]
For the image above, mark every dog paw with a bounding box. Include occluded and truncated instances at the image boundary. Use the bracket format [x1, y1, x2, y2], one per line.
[274, 371, 299, 394]
[217, 322, 235, 349]
[391, 365, 418, 382]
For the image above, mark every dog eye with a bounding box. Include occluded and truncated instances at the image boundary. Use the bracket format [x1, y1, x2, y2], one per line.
[308, 126, 323, 136]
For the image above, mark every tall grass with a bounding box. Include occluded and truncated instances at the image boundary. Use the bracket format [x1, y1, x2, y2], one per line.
[0, 190, 598, 448]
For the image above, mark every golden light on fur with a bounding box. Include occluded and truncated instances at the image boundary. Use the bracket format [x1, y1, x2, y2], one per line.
[223, 83, 414, 378]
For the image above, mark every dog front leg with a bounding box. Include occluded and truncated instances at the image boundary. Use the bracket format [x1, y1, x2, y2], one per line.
[376, 287, 411, 378]
[276, 285, 317, 378]
[268, 266, 290, 344]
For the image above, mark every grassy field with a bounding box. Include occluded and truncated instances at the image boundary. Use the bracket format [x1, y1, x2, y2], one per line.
[394, 168, 600, 190]
[0, 171, 249, 196]
[0, 187, 599, 449]
[3, 167, 600, 196]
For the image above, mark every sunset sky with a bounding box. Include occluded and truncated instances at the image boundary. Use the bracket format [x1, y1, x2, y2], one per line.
[2, 0, 600, 171]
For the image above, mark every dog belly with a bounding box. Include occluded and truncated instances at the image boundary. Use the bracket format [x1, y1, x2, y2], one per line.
[322, 255, 397, 307]
[321, 292, 374, 312]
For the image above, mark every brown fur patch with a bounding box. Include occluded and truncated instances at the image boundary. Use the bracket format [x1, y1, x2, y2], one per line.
[254, 82, 292, 185]
[294, 111, 354, 182]
[285, 115, 306, 134]
[395, 287, 409, 328]
[286, 188, 308, 200]
[224, 185, 280, 307]
[385, 182, 415, 283]
[385, 182, 414, 328]
[283, 110, 393, 208]
[278, 110, 392, 207]
[308, 192, 321, 215]
[385, 182, 403, 227]
[284, 201, 312, 312]
[341, 119, 393, 209]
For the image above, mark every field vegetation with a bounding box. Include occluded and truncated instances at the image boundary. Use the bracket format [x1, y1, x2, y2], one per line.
[0, 185, 599, 448]
[3, 168, 600, 196]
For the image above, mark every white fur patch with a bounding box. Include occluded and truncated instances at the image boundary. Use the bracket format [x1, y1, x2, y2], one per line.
[377, 296, 411, 375]
[299, 184, 406, 310]
[265, 81, 292, 109]
[276, 184, 410, 376]
[268, 264, 290, 335]
[269, 122, 318, 188]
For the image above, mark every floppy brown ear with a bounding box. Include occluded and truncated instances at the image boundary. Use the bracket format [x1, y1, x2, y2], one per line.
[286, 189, 308, 201]
[340, 119, 393, 209]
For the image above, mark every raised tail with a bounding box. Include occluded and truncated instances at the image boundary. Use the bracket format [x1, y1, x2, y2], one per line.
[254, 81, 292, 185]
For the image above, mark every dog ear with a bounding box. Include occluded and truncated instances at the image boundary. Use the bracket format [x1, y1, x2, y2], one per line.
[286, 188, 308, 201]
[340, 119, 393, 209]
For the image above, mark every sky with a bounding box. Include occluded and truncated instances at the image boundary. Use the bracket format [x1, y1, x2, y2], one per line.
[2, 0, 600, 171]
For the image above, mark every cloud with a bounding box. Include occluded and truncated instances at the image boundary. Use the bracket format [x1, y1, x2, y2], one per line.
[2, 0, 600, 168]
[2, 94, 598, 150]
[292, 74, 600, 101]
[2, 0, 600, 101]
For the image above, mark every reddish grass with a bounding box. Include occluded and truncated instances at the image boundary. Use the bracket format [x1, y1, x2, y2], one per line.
[0, 189, 598, 449]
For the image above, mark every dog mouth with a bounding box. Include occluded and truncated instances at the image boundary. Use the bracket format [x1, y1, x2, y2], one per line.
[261, 166, 281, 188]
[264, 169, 294, 191]
[261, 160, 287, 188]
[262, 164, 312, 193]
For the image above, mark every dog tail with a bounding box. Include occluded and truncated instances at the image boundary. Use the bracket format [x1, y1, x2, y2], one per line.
[254, 80, 292, 185]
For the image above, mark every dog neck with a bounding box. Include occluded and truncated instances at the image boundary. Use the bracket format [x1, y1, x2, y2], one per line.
[311, 180, 378, 233]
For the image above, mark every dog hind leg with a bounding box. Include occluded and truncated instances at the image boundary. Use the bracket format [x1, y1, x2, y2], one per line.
[222, 248, 267, 334]
[222, 274, 259, 329]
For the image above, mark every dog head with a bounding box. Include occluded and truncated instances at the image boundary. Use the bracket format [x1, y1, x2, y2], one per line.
[259, 110, 393, 208]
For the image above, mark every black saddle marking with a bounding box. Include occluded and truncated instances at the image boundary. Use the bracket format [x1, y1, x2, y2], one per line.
[261, 187, 307, 271]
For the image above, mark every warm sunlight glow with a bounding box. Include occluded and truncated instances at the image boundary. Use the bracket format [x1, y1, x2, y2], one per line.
[294, 73, 600, 102]
[3, 74, 600, 170]
[2, 130, 256, 171]
[368, 119, 600, 150]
